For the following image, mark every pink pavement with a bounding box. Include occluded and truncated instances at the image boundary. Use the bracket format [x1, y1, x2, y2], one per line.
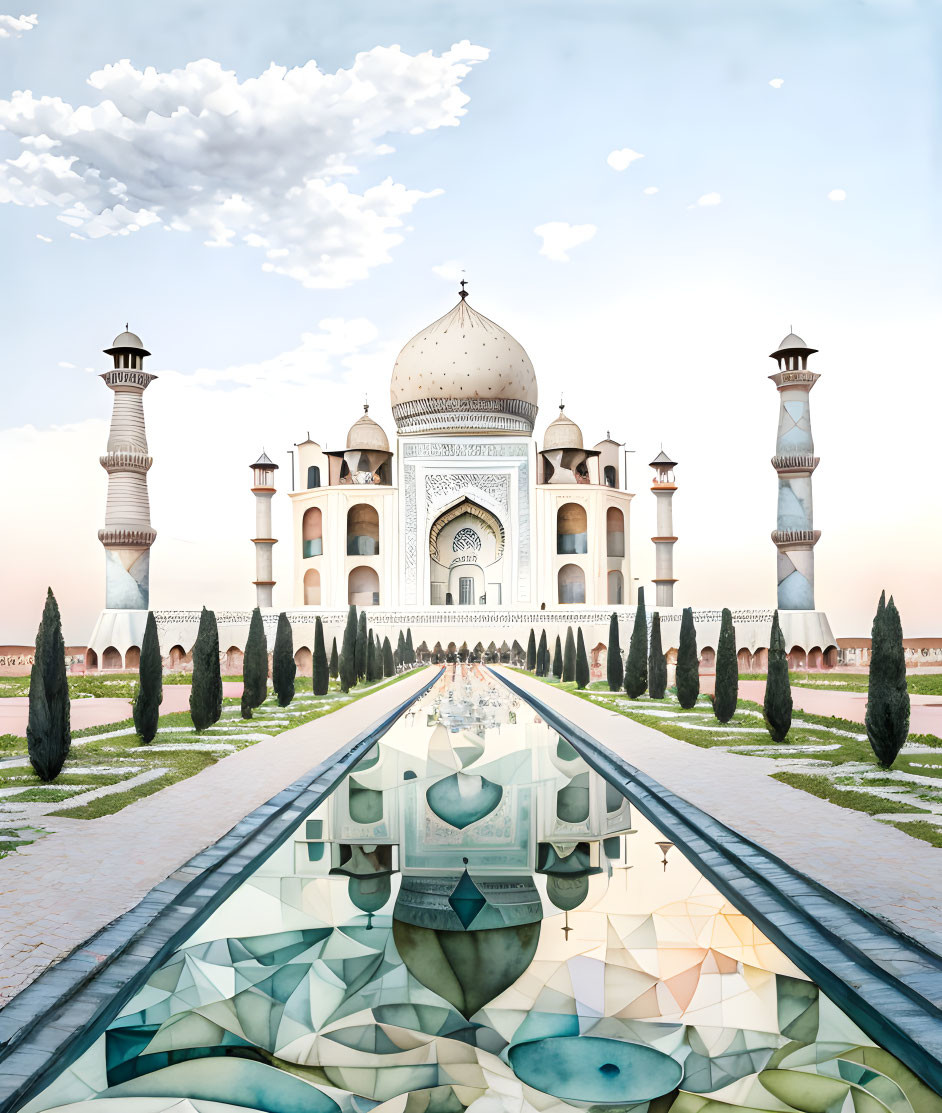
[701, 676, 942, 738]
[0, 682, 244, 737]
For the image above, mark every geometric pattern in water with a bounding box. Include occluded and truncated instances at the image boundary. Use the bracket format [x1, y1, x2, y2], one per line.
[23, 669, 940, 1113]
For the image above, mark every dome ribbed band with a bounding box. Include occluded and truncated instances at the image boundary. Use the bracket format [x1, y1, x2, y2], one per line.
[392, 397, 537, 434]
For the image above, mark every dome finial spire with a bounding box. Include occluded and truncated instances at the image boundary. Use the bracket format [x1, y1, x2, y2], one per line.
[459, 277, 469, 300]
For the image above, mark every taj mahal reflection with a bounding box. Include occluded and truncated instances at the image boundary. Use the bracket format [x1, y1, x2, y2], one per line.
[28, 667, 934, 1113]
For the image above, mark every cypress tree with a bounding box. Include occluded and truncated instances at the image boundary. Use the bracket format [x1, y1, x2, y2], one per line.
[329, 637, 339, 680]
[648, 612, 667, 699]
[712, 607, 739, 723]
[536, 630, 548, 676]
[763, 610, 792, 742]
[356, 611, 368, 680]
[676, 606, 700, 710]
[241, 606, 268, 719]
[339, 605, 358, 693]
[606, 612, 623, 692]
[405, 628, 415, 665]
[575, 627, 590, 689]
[312, 616, 329, 696]
[367, 631, 381, 682]
[27, 587, 71, 781]
[272, 611, 296, 707]
[866, 592, 910, 768]
[133, 611, 163, 743]
[190, 606, 222, 731]
[526, 628, 537, 671]
[552, 635, 563, 679]
[397, 630, 405, 665]
[624, 586, 648, 697]
[563, 626, 576, 683]
[383, 635, 395, 677]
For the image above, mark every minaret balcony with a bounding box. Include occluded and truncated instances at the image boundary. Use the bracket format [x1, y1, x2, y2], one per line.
[771, 528, 821, 549]
[771, 454, 819, 474]
[769, 369, 820, 390]
[99, 450, 153, 473]
[98, 526, 157, 547]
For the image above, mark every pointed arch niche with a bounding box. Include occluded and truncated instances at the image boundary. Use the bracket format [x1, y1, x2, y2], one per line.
[428, 498, 505, 607]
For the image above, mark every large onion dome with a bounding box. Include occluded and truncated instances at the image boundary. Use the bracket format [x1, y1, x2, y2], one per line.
[390, 291, 538, 434]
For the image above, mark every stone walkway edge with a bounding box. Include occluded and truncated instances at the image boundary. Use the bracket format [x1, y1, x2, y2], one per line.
[0, 668, 443, 1113]
[492, 667, 942, 1097]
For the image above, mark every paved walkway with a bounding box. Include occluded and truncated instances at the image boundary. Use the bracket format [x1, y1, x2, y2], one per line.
[0, 683, 245, 738]
[497, 668, 942, 956]
[696, 676, 942, 739]
[0, 669, 433, 1007]
[739, 679, 942, 738]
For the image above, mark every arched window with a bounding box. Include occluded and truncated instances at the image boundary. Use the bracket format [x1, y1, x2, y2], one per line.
[306, 465, 321, 489]
[226, 646, 244, 672]
[168, 644, 187, 670]
[347, 504, 379, 556]
[294, 647, 312, 675]
[606, 507, 625, 557]
[304, 568, 321, 605]
[85, 648, 98, 671]
[607, 570, 623, 604]
[558, 563, 586, 604]
[102, 646, 122, 670]
[603, 465, 617, 488]
[349, 565, 380, 606]
[302, 507, 322, 558]
[124, 646, 140, 669]
[557, 504, 587, 554]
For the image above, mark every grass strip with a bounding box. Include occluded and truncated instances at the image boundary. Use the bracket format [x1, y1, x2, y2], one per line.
[771, 772, 929, 815]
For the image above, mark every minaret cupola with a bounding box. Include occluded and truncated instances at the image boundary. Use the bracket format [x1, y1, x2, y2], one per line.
[540, 404, 600, 483]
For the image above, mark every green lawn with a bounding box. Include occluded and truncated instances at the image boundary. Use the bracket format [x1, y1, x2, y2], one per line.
[0, 669, 424, 833]
[522, 672, 942, 848]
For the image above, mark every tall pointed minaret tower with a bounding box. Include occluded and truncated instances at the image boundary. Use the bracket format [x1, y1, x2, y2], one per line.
[769, 331, 820, 609]
[649, 450, 678, 607]
[250, 451, 278, 608]
[98, 329, 157, 609]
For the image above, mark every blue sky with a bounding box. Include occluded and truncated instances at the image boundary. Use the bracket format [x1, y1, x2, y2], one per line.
[1, 0, 939, 640]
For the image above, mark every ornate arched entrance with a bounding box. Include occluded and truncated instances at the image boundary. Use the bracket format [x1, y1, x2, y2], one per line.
[428, 499, 505, 606]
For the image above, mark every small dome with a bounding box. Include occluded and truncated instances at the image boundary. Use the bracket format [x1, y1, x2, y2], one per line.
[104, 329, 150, 357]
[390, 295, 538, 434]
[778, 332, 807, 350]
[346, 407, 389, 453]
[543, 407, 584, 452]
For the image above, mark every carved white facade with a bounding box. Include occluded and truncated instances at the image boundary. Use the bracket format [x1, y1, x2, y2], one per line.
[290, 294, 633, 613]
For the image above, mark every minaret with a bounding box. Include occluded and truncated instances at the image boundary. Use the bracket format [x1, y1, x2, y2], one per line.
[98, 329, 156, 609]
[769, 331, 820, 610]
[250, 452, 278, 608]
[649, 450, 678, 607]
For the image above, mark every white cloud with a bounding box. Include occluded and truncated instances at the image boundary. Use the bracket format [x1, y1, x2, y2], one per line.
[0, 12, 36, 39]
[35, 232, 50, 242]
[769, 77, 785, 88]
[606, 147, 644, 172]
[643, 186, 659, 195]
[828, 188, 847, 201]
[534, 221, 597, 262]
[57, 360, 75, 368]
[431, 259, 465, 282]
[691, 192, 722, 207]
[0, 43, 488, 287]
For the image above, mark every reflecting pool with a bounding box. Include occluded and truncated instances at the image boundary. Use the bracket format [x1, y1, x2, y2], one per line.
[24, 666, 939, 1113]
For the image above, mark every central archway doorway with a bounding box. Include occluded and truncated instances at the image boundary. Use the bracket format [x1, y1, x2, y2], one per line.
[428, 499, 505, 606]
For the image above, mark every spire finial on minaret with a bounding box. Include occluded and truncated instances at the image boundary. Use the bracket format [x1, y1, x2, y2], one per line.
[459, 278, 469, 300]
